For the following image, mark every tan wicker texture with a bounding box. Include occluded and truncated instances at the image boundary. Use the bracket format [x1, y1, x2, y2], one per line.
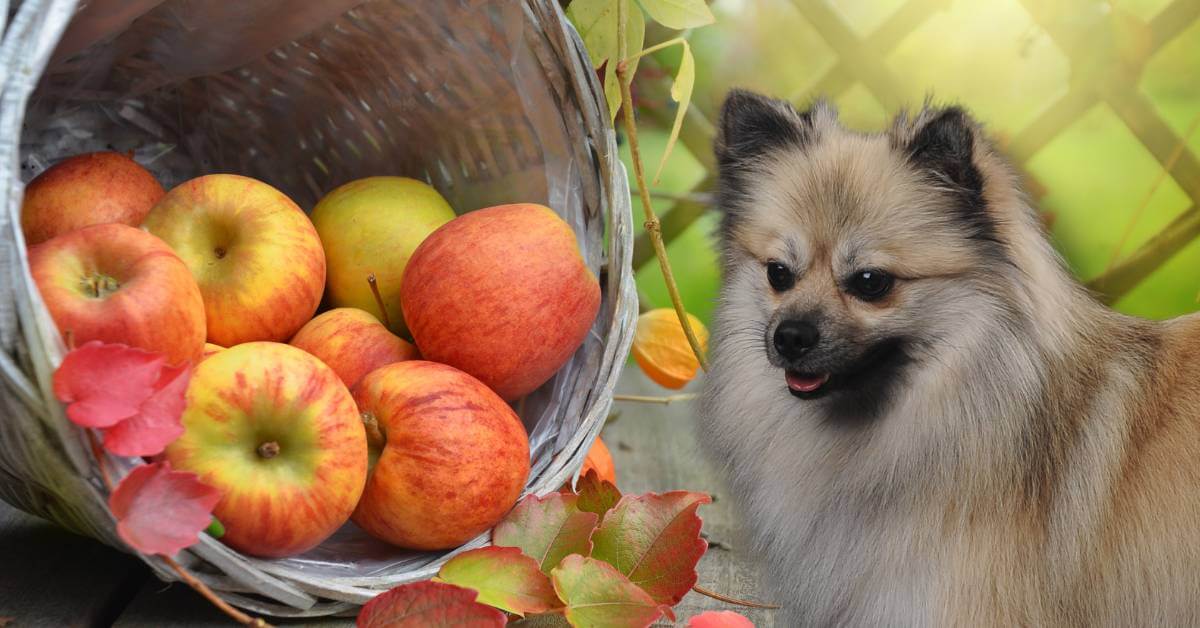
[0, 0, 635, 616]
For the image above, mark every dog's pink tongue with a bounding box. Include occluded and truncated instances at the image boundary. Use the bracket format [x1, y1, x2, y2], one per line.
[786, 371, 830, 393]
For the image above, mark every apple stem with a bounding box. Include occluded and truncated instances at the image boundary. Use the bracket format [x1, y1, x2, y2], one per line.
[366, 273, 393, 329]
[256, 441, 281, 459]
[360, 412, 385, 451]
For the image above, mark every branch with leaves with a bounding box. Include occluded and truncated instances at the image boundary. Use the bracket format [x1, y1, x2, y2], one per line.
[567, 0, 713, 373]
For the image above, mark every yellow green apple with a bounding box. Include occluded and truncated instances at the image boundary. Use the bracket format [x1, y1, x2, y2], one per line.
[21, 152, 164, 245]
[27, 223, 205, 364]
[165, 342, 367, 558]
[401, 203, 601, 400]
[289, 307, 417, 389]
[309, 177, 455, 336]
[352, 360, 530, 550]
[142, 174, 325, 347]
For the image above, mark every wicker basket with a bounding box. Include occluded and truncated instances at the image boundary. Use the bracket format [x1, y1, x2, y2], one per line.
[0, 0, 635, 617]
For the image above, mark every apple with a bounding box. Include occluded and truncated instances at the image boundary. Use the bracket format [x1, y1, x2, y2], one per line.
[401, 204, 601, 400]
[352, 360, 530, 550]
[201, 343, 224, 361]
[165, 342, 367, 558]
[21, 152, 165, 245]
[27, 223, 205, 364]
[141, 174, 325, 347]
[309, 177, 455, 336]
[289, 308, 417, 389]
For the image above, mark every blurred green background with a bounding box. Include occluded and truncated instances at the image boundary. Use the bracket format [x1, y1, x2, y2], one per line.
[621, 0, 1200, 325]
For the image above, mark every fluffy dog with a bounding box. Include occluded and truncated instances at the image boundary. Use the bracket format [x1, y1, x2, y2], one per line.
[698, 89, 1200, 626]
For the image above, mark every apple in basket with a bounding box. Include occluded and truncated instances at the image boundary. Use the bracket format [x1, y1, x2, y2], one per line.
[352, 361, 530, 550]
[310, 176, 456, 337]
[289, 307, 418, 389]
[142, 174, 325, 347]
[27, 223, 206, 364]
[21, 151, 165, 245]
[401, 203, 601, 401]
[165, 342, 368, 558]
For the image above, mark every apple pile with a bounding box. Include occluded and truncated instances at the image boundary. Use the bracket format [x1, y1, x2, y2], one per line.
[23, 152, 601, 558]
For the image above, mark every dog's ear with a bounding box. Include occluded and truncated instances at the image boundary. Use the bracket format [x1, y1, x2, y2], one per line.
[715, 89, 819, 168]
[903, 107, 985, 212]
[714, 91, 829, 239]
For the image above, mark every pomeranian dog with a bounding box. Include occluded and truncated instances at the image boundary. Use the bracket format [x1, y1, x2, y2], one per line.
[698, 89, 1200, 626]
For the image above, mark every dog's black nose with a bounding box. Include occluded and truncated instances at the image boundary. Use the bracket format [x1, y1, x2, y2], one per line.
[774, 320, 819, 359]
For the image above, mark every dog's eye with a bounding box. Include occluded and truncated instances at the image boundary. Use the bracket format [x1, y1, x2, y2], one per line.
[766, 261, 794, 292]
[847, 270, 894, 301]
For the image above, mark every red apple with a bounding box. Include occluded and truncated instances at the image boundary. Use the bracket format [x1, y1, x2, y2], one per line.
[165, 342, 367, 558]
[27, 223, 205, 364]
[401, 204, 600, 400]
[142, 174, 325, 346]
[289, 308, 417, 389]
[21, 152, 165, 245]
[352, 361, 530, 550]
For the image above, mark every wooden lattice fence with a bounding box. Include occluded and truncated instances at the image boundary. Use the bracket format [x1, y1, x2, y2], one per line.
[631, 0, 1200, 306]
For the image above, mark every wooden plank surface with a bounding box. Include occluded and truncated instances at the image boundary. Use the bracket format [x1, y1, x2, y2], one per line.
[4, 370, 778, 626]
[0, 503, 147, 627]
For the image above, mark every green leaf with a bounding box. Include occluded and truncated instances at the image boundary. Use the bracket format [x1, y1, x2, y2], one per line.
[652, 39, 696, 183]
[550, 555, 671, 627]
[435, 546, 561, 617]
[357, 581, 505, 628]
[568, 0, 618, 68]
[575, 470, 622, 517]
[636, 0, 715, 29]
[595, 0, 643, 121]
[589, 491, 711, 606]
[494, 492, 600, 574]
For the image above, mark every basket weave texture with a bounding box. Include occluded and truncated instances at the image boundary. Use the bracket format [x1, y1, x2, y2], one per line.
[0, 0, 635, 616]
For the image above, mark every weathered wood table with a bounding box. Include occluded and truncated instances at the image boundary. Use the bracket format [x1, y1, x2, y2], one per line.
[0, 371, 779, 627]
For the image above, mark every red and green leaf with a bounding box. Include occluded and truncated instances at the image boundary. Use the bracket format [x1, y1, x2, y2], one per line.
[590, 491, 711, 606]
[575, 469, 622, 517]
[688, 610, 755, 627]
[435, 546, 561, 616]
[101, 363, 190, 456]
[357, 581, 505, 628]
[108, 462, 220, 556]
[53, 341, 165, 428]
[551, 554, 671, 627]
[494, 492, 599, 574]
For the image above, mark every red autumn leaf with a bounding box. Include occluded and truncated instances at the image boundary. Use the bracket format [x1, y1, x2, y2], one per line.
[590, 491, 711, 606]
[357, 581, 506, 628]
[493, 492, 599, 573]
[688, 610, 755, 627]
[53, 341, 165, 428]
[108, 462, 220, 556]
[102, 363, 190, 457]
[435, 546, 561, 616]
[575, 469, 622, 517]
[551, 554, 671, 627]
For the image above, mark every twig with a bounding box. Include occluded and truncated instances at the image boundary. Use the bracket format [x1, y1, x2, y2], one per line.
[691, 584, 780, 609]
[1104, 109, 1200, 273]
[630, 189, 714, 205]
[615, 4, 708, 372]
[613, 393, 697, 404]
[163, 557, 271, 627]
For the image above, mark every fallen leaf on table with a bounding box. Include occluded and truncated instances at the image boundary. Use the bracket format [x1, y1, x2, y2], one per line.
[435, 546, 561, 616]
[357, 581, 505, 628]
[551, 554, 671, 627]
[590, 491, 711, 606]
[575, 469, 622, 517]
[494, 492, 599, 574]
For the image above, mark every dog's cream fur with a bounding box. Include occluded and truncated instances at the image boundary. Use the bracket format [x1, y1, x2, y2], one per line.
[699, 90, 1200, 626]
